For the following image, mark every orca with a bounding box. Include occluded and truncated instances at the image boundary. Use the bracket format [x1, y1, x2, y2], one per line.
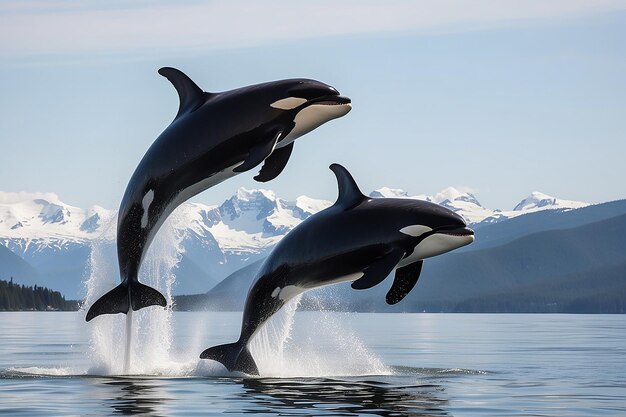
[200, 164, 474, 374]
[85, 68, 351, 321]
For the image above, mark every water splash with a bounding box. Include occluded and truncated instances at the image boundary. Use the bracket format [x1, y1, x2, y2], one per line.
[249, 295, 303, 375]
[82, 214, 124, 375]
[82, 209, 187, 375]
[248, 293, 391, 378]
[123, 310, 133, 373]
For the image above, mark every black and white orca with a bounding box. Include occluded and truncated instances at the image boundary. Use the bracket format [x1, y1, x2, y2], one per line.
[86, 68, 352, 321]
[200, 164, 474, 374]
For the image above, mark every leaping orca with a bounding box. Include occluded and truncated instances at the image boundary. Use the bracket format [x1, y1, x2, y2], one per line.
[85, 69, 352, 321]
[200, 164, 474, 374]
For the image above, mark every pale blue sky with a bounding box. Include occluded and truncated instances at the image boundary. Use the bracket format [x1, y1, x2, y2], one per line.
[1, 1, 625, 210]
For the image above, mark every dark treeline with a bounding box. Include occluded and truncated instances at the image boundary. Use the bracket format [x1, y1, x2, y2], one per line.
[0, 278, 79, 311]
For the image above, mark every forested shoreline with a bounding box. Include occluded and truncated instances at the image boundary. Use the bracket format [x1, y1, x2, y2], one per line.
[0, 278, 79, 311]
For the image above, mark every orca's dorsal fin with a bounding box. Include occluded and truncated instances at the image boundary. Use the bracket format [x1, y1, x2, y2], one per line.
[330, 163, 367, 209]
[158, 67, 209, 119]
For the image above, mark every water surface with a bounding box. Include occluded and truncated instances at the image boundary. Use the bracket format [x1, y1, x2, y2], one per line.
[1, 312, 625, 416]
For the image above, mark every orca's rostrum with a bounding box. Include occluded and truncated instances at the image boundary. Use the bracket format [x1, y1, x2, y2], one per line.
[200, 164, 475, 375]
[86, 68, 351, 321]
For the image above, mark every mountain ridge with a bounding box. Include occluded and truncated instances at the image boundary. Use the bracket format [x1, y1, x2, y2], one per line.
[0, 187, 593, 299]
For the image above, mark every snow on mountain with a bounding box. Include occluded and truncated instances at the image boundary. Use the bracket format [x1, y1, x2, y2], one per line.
[293, 196, 332, 218]
[369, 186, 493, 224]
[0, 193, 115, 242]
[367, 187, 590, 225]
[478, 192, 589, 225]
[180, 188, 331, 257]
[0, 188, 589, 256]
[0, 187, 589, 298]
[513, 191, 587, 212]
[369, 187, 409, 199]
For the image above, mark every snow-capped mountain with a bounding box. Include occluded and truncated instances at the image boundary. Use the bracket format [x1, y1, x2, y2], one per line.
[171, 189, 332, 274]
[0, 192, 114, 241]
[0, 187, 588, 298]
[0, 189, 330, 254]
[513, 191, 587, 212]
[368, 187, 588, 225]
[370, 186, 494, 224]
[477, 192, 588, 225]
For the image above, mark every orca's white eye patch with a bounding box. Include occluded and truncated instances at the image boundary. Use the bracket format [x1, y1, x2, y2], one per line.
[270, 97, 307, 110]
[399, 225, 432, 237]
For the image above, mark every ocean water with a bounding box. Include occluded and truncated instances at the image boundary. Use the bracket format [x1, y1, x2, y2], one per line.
[0, 311, 625, 416]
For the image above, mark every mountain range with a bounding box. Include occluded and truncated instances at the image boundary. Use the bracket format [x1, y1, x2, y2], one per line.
[0, 187, 592, 301]
[176, 199, 626, 314]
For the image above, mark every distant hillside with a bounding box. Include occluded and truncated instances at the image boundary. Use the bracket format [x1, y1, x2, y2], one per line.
[451, 261, 626, 313]
[0, 244, 39, 287]
[175, 260, 263, 311]
[469, 199, 626, 251]
[175, 202, 626, 313]
[0, 279, 79, 311]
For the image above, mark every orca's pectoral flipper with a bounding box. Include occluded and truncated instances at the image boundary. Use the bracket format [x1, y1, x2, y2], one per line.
[234, 130, 282, 173]
[386, 260, 423, 305]
[85, 281, 166, 322]
[254, 142, 294, 183]
[351, 249, 405, 290]
[200, 341, 259, 375]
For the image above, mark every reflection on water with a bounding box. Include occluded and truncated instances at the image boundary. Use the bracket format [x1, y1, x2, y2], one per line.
[102, 378, 172, 416]
[85, 376, 450, 417]
[87, 374, 451, 417]
[236, 377, 449, 416]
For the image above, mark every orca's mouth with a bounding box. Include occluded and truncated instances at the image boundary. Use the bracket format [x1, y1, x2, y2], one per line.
[307, 95, 351, 106]
[438, 226, 474, 237]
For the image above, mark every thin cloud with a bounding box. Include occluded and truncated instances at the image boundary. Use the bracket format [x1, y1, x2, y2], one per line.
[1, 0, 625, 56]
[0, 191, 60, 204]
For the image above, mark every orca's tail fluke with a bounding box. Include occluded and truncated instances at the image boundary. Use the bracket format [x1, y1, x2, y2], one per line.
[200, 341, 259, 375]
[85, 281, 166, 322]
